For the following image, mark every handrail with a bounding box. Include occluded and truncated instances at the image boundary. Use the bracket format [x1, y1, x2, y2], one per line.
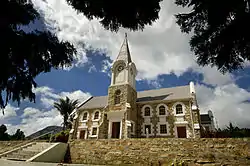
[0, 130, 55, 155]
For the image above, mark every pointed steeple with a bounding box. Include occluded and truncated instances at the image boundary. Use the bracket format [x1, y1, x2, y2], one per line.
[116, 33, 132, 64]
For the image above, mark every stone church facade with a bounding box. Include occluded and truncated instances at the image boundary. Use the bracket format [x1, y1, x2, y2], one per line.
[70, 34, 201, 140]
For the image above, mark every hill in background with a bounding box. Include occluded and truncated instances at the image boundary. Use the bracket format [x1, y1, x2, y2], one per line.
[26, 126, 63, 140]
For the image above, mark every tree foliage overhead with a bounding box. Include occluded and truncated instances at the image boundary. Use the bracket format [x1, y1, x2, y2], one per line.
[1, 0, 163, 113]
[175, 0, 250, 73]
[54, 97, 78, 130]
[0, 0, 76, 112]
[66, 0, 163, 31]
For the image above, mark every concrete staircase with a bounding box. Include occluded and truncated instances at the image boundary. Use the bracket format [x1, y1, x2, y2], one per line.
[0, 142, 55, 161]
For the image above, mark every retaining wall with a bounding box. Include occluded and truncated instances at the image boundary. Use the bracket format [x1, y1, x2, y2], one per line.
[69, 138, 250, 165]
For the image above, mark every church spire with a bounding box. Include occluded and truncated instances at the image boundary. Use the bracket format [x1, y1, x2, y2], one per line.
[116, 33, 132, 64]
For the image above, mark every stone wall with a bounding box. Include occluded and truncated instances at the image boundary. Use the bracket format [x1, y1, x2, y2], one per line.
[74, 108, 107, 139]
[69, 138, 250, 165]
[137, 100, 198, 138]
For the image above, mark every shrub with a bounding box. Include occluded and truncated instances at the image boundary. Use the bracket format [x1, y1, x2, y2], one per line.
[51, 130, 70, 143]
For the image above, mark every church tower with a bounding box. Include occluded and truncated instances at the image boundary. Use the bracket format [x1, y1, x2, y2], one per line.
[110, 33, 137, 88]
[107, 33, 137, 139]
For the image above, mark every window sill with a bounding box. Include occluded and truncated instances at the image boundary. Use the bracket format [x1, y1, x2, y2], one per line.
[158, 114, 167, 117]
[174, 121, 188, 125]
[143, 115, 152, 118]
[92, 119, 100, 122]
[141, 134, 154, 137]
[158, 133, 168, 136]
[175, 114, 185, 117]
[81, 120, 88, 123]
[89, 135, 97, 138]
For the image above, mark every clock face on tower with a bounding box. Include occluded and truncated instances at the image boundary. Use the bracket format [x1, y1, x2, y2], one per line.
[117, 65, 124, 72]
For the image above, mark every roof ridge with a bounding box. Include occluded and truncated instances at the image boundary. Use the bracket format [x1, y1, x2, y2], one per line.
[137, 84, 190, 93]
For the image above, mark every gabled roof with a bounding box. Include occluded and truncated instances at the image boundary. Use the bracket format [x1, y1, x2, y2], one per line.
[115, 33, 132, 64]
[79, 96, 108, 110]
[78, 85, 191, 110]
[137, 85, 190, 102]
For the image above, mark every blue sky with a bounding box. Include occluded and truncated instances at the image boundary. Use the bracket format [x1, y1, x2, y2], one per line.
[1, 0, 250, 135]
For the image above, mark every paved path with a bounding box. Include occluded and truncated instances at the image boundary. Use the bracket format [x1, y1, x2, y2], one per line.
[0, 159, 104, 166]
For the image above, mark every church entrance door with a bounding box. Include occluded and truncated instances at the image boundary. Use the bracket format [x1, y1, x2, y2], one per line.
[79, 130, 86, 139]
[177, 126, 187, 138]
[111, 122, 121, 138]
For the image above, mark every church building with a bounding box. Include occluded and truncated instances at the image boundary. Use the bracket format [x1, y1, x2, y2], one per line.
[70, 34, 201, 139]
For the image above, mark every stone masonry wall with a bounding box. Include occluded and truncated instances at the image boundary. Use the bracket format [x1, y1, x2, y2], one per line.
[108, 84, 137, 139]
[137, 100, 196, 138]
[69, 138, 250, 165]
[74, 108, 106, 139]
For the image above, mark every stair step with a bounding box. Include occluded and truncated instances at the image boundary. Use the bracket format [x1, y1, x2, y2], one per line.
[6, 153, 34, 160]
[18, 150, 37, 155]
[6, 154, 21, 159]
[6, 157, 26, 161]
[13, 151, 37, 158]
[0, 142, 55, 161]
[24, 148, 47, 152]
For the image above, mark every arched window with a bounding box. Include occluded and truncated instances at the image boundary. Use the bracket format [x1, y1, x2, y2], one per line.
[176, 104, 183, 114]
[159, 106, 166, 115]
[82, 112, 88, 121]
[144, 107, 151, 116]
[114, 90, 121, 104]
[94, 111, 99, 120]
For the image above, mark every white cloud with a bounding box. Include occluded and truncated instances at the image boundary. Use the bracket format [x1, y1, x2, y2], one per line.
[7, 108, 62, 136]
[60, 90, 91, 102]
[88, 65, 97, 73]
[2, 86, 92, 135]
[31, 0, 196, 80]
[30, 0, 246, 93]
[33, 86, 60, 99]
[193, 66, 234, 86]
[0, 105, 19, 120]
[145, 78, 163, 88]
[34, 86, 91, 107]
[22, 107, 41, 118]
[196, 83, 250, 129]
[40, 97, 56, 108]
[31, 0, 240, 89]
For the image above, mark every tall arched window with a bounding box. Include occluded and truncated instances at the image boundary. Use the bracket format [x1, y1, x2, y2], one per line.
[144, 107, 151, 116]
[94, 111, 99, 120]
[82, 112, 88, 121]
[114, 89, 121, 104]
[159, 106, 166, 115]
[176, 104, 183, 114]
